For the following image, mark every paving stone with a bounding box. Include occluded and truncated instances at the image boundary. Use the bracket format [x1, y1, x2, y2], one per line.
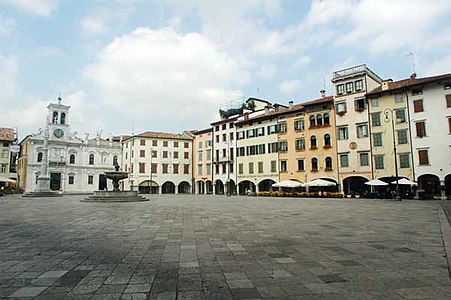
[38, 270, 68, 278]
[8, 286, 47, 297]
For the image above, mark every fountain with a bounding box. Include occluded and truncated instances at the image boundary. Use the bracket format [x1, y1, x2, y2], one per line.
[81, 163, 148, 202]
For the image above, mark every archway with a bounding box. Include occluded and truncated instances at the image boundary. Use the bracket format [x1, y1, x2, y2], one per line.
[417, 174, 440, 199]
[178, 181, 191, 194]
[446, 174, 451, 198]
[139, 180, 159, 194]
[215, 180, 224, 195]
[258, 179, 276, 192]
[197, 180, 205, 194]
[342, 176, 368, 196]
[380, 176, 411, 199]
[238, 180, 256, 195]
[206, 180, 213, 194]
[162, 181, 176, 194]
[226, 179, 236, 196]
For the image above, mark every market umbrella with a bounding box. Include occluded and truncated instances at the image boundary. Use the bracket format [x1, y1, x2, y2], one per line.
[272, 180, 304, 188]
[0, 176, 16, 183]
[391, 178, 417, 185]
[304, 178, 336, 187]
[364, 179, 388, 186]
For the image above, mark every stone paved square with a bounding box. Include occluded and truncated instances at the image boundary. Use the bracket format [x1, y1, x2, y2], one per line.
[0, 194, 451, 299]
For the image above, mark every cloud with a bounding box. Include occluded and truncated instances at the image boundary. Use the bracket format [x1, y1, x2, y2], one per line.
[422, 54, 451, 76]
[0, 15, 16, 36]
[84, 27, 247, 133]
[291, 55, 311, 70]
[0, 54, 19, 100]
[3, 0, 58, 17]
[81, 16, 109, 36]
[278, 79, 301, 94]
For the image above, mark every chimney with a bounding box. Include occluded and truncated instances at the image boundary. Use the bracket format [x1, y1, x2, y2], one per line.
[410, 73, 417, 81]
[244, 113, 249, 120]
[264, 106, 270, 114]
[288, 101, 293, 109]
[320, 89, 326, 98]
[381, 81, 389, 91]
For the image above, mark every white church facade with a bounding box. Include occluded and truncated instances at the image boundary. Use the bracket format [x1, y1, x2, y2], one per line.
[17, 98, 122, 193]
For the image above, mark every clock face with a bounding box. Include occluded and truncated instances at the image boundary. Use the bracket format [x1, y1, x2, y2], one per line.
[53, 128, 64, 138]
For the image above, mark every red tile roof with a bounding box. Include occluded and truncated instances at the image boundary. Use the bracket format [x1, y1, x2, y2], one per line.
[0, 128, 15, 142]
[368, 73, 451, 95]
[130, 131, 193, 141]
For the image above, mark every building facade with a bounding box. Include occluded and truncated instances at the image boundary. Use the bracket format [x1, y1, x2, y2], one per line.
[122, 132, 193, 194]
[193, 128, 213, 194]
[332, 64, 383, 195]
[0, 128, 18, 188]
[18, 99, 122, 193]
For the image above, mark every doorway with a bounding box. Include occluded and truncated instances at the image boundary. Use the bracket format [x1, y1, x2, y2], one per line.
[99, 174, 107, 190]
[50, 173, 61, 191]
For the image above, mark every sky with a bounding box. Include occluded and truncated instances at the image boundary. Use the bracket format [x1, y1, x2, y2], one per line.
[1, 0, 451, 139]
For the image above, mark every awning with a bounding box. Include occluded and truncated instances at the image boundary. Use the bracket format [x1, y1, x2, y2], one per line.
[0, 176, 16, 183]
[365, 179, 388, 186]
[392, 178, 417, 185]
[272, 180, 303, 188]
[304, 179, 336, 187]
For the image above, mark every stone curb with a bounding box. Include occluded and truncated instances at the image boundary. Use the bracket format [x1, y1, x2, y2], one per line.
[438, 203, 451, 279]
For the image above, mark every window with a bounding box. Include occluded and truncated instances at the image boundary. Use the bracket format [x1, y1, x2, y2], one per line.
[198, 151, 202, 161]
[37, 152, 43, 162]
[215, 125, 219, 131]
[113, 155, 117, 166]
[446, 95, 451, 108]
[355, 80, 363, 91]
[174, 141, 179, 147]
[257, 144, 265, 155]
[183, 164, 189, 174]
[371, 112, 381, 126]
[258, 162, 263, 173]
[346, 82, 353, 93]
[222, 133, 226, 142]
[238, 163, 243, 174]
[271, 160, 277, 173]
[162, 164, 168, 174]
[413, 99, 424, 112]
[395, 94, 404, 103]
[278, 122, 287, 133]
[295, 138, 305, 151]
[230, 132, 234, 140]
[371, 99, 379, 107]
[418, 150, 429, 165]
[249, 162, 254, 174]
[152, 140, 157, 147]
[206, 140, 212, 147]
[323, 113, 330, 125]
[356, 123, 369, 138]
[206, 164, 211, 175]
[139, 163, 145, 173]
[237, 131, 245, 140]
[445, 83, 451, 90]
[449, 118, 451, 133]
[309, 115, 316, 127]
[280, 160, 287, 172]
[152, 150, 158, 158]
[222, 124, 226, 130]
[151, 163, 157, 173]
[197, 164, 202, 175]
[399, 153, 410, 168]
[374, 155, 384, 169]
[395, 109, 406, 123]
[0, 164, 6, 173]
[336, 84, 344, 95]
[325, 157, 332, 171]
[140, 150, 145, 157]
[336, 102, 347, 114]
[163, 151, 168, 158]
[229, 123, 234, 128]
[373, 132, 383, 147]
[337, 126, 348, 140]
[310, 136, 317, 149]
[1, 149, 7, 158]
[174, 164, 179, 174]
[359, 152, 369, 166]
[247, 129, 255, 138]
[198, 141, 202, 149]
[173, 151, 178, 159]
[397, 129, 408, 145]
[294, 119, 304, 131]
[354, 98, 366, 111]
[297, 159, 304, 171]
[52, 111, 58, 124]
[237, 147, 245, 157]
[89, 154, 94, 165]
[267, 125, 277, 134]
[268, 142, 279, 153]
[316, 115, 323, 126]
[60, 112, 66, 125]
[163, 141, 168, 147]
[68, 175, 74, 185]
[416, 121, 426, 137]
[340, 154, 349, 168]
[222, 149, 226, 157]
[69, 154, 75, 164]
[311, 158, 318, 171]
[140, 139, 146, 146]
[412, 88, 422, 96]
[279, 140, 288, 152]
[184, 142, 189, 148]
[184, 152, 189, 159]
[88, 175, 93, 185]
[324, 134, 331, 148]
[222, 163, 226, 174]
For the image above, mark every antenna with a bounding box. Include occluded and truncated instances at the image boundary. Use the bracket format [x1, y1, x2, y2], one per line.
[322, 76, 326, 92]
[405, 52, 416, 74]
[57, 91, 62, 104]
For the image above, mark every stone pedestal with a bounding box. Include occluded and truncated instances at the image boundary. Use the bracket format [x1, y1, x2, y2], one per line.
[23, 176, 62, 197]
[81, 191, 149, 202]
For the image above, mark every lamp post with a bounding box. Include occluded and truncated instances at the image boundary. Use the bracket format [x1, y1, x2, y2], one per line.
[149, 147, 153, 194]
[225, 136, 233, 197]
[384, 108, 401, 201]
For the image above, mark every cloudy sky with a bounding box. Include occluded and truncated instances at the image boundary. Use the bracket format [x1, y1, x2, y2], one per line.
[1, 0, 450, 139]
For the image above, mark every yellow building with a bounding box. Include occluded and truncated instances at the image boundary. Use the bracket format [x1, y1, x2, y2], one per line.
[0, 128, 17, 189]
[367, 80, 414, 182]
[192, 128, 213, 194]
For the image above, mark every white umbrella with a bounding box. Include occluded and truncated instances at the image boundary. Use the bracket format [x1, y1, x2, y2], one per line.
[304, 179, 336, 187]
[0, 176, 16, 183]
[365, 179, 388, 186]
[272, 180, 304, 188]
[392, 178, 417, 185]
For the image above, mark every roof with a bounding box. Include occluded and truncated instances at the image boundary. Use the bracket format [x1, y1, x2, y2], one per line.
[367, 73, 451, 96]
[0, 128, 15, 142]
[301, 96, 334, 106]
[124, 131, 193, 142]
[192, 128, 213, 135]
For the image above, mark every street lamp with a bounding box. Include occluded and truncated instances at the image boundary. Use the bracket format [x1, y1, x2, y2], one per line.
[149, 147, 153, 194]
[384, 108, 401, 201]
[225, 136, 233, 197]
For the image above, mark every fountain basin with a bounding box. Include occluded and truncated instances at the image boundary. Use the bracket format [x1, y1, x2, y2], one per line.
[82, 190, 148, 202]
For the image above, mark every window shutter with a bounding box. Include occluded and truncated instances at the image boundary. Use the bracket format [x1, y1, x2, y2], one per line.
[416, 122, 425, 137]
[418, 150, 429, 165]
[413, 99, 423, 112]
[447, 94, 451, 108]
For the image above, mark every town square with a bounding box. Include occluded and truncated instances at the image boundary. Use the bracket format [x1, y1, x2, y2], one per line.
[1, 0, 451, 299]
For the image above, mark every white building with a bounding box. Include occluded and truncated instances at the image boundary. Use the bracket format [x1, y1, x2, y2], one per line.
[121, 131, 193, 194]
[18, 98, 122, 193]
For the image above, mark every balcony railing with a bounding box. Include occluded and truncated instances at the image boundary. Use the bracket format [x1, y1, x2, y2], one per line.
[333, 64, 367, 79]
